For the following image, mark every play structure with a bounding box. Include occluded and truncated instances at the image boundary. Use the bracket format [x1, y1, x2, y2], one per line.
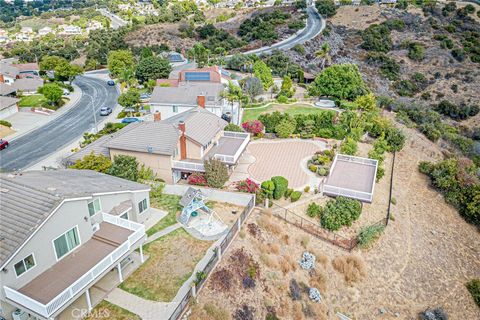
[178, 187, 228, 240]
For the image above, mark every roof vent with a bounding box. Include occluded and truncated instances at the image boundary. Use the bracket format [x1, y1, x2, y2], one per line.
[47, 187, 57, 191]
[0, 188, 9, 193]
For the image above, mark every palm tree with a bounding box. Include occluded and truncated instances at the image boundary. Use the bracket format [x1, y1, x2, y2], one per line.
[315, 43, 331, 70]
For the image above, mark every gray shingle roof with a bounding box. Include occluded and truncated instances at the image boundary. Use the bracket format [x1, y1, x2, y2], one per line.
[150, 82, 224, 106]
[0, 64, 19, 77]
[106, 122, 180, 155]
[0, 178, 61, 267]
[0, 96, 19, 111]
[164, 107, 228, 146]
[13, 78, 43, 92]
[0, 83, 16, 96]
[66, 123, 141, 164]
[0, 170, 150, 267]
[6, 170, 149, 197]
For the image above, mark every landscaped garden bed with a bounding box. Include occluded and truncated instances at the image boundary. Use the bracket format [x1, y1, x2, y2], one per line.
[119, 228, 212, 302]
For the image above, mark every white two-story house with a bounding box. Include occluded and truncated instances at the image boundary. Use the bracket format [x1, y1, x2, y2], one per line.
[0, 170, 151, 320]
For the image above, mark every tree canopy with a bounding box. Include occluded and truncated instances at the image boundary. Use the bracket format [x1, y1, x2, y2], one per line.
[253, 60, 273, 90]
[308, 64, 369, 100]
[39, 83, 63, 105]
[107, 50, 135, 78]
[135, 56, 172, 82]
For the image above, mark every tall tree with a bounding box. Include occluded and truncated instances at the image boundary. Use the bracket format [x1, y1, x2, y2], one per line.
[107, 50, 135, 78]
[253, 60, 273, 91]
[136, 56, 172, 82]
[39, 83, 63, 106]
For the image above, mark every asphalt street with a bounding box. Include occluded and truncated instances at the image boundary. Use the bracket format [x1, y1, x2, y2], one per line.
[0, 76, 119, 171]
[242, 4, 325, 55]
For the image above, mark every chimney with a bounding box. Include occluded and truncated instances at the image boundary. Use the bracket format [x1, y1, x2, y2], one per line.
[179, 121, 187, 160]
[153, 111, 161, 122]
[197, 95, 206, 108]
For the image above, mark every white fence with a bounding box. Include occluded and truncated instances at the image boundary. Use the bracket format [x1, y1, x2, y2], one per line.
[322, 185, 373, 203]
[172, 160, 205, 172]
[4, 214, 145, 319]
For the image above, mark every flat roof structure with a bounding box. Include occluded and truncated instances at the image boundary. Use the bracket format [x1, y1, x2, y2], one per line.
[322, 154, 378, 203]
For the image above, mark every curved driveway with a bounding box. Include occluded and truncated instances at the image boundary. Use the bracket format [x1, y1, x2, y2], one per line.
[0, 76, 119, 171]
[242, 4, 325, 56]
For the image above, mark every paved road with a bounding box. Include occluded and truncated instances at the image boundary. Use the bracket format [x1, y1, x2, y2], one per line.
[0, 76, 119, 172]
[242, 3, 325, 56]
[98, 8, 128, 29]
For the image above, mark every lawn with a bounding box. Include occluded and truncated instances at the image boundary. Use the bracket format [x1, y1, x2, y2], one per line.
[85, 301, 140, 320]
[18, 95, 47, 108]
[146, 193, 182, 236]
[242, 103, 324, 122]
[119, 228, 212, 301]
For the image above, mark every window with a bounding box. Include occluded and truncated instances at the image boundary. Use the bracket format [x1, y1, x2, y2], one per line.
[138, 198, 148, 213]
[172, 105, 178, 113]
[88, 198, 101, 216]
[53, 227, 80, 260]
[14, 254, 35, 277]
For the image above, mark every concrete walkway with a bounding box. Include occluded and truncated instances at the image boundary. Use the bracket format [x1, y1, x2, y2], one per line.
[146, 223, 182, 244]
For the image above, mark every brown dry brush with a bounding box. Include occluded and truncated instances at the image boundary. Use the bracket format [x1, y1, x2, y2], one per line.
[332, 254, 366, 284]
[247, 222, 261, 238]
[209, 267, 234, 292]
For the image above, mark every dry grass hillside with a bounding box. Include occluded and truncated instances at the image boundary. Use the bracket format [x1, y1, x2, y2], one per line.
[191, 126, 480, 319]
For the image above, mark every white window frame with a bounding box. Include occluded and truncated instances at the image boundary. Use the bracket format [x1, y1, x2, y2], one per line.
[87, 198, 102, 217]
[138, 198, 148, 214]
[52, 226, 81, 261]
[14, 253, 36, 278]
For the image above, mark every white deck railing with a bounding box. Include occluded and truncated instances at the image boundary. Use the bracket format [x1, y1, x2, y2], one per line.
[322, 185, 373, 202]
[172, 160, 205, 172]
[337, 154, 378, 167]
[213, 131, 250, 165]
[4, 213, 145, 319]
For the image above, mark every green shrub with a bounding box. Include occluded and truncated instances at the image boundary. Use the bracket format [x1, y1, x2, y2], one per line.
[261, 180, 275, 198]
[275, 118, 296, 138]
[285, 188, 294, 198]
[340, 137, 358, 155]
[276, 95, 288, 103]
[0, 120, 12, 128]
[306, 202, 321, 218]
[318, 167, 329, 176]
[466, 279, 480, 308]
[308, 164, 318, 173]
[358, 224, 385, 249]
[407, 42, 425, 61]
[272, 176, 288, 200]
[224, 123, 243, 132]
[290, 191, 302, 202]
[321, 197, 362, 231]
[304, 186, 310, 193]
[204, 158, 229, 188]
[361, 24, 392, 53]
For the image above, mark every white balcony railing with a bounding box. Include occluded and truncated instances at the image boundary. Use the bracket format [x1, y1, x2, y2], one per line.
[322, 185, 373, 202]
[4, 213, 145, 319]
[213, 131, 250, 165]
[172, 160, 205, 172]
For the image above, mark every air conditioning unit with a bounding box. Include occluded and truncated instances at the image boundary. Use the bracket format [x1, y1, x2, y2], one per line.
[12, 309, 28, 320]
[92, 223, 100, 233]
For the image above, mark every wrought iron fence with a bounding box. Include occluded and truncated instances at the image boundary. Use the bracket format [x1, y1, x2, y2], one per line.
[168, 195, 255, 320]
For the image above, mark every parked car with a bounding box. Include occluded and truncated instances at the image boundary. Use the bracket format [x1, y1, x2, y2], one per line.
[139, 93, 151, 101]
[62, 89, 70, 96]
[121, 117, 143, 124]
[0, 139, 9, 150]
[107, 80, 115, 86]
[100, 107, 112, 116]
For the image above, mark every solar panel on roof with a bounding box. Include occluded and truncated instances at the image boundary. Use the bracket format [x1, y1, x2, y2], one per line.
[185, 72, 211, 81]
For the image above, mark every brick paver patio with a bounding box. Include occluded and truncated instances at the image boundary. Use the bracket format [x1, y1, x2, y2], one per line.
[247, 139, 325, 188]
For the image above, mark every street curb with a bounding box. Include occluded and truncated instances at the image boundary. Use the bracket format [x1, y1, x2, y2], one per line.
[9, 83, 83, 142]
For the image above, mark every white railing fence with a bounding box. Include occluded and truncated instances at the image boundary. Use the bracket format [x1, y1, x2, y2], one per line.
[337, 154, 378, 167]
[172, 160, 205, 172]
[4, 213, 145, 318]
[322, 185, 372, 202]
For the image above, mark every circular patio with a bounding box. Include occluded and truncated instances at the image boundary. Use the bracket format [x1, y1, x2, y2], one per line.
[246, 139, 326, 189]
